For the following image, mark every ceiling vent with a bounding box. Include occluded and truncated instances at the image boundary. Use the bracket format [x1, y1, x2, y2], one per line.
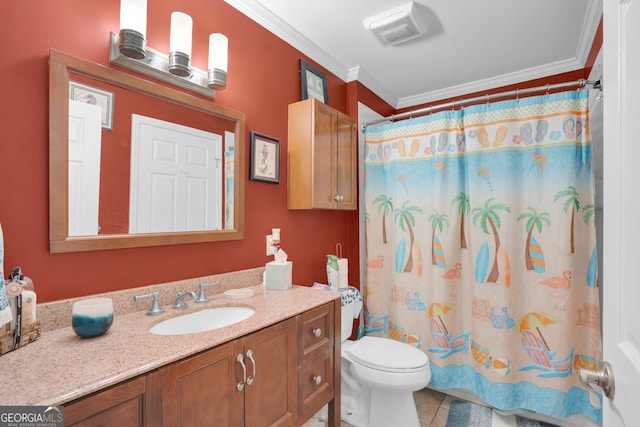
[363, 2, 426, 47]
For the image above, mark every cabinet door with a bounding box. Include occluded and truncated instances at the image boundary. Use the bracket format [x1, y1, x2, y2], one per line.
[311, 101, 338, 209]
[335, 111, 357, 210]
[64, 374, 159, 427]
[288, 98, 356, 210]
[161, 341, 241, 427]
[242, 318, 297, 427]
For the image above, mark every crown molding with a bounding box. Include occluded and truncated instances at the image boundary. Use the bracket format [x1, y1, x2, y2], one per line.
[226, 0, 602, 110]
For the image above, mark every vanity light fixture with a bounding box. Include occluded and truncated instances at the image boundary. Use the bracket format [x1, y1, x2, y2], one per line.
[111, 0, 228, 98]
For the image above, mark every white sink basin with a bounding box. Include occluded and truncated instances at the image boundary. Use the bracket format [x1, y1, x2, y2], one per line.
[149, 307, 255, 335]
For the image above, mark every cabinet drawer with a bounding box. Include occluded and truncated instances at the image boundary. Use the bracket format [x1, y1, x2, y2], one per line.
[300, 303, 333, 358]
[298, 354, 333, 417]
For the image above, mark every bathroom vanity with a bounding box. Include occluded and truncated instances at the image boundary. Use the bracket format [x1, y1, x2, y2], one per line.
[0, 279, 341, 427]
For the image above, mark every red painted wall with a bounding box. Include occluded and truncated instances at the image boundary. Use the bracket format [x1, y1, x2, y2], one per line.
[0, 0, 358, 302]
[0, 1, 601, 304]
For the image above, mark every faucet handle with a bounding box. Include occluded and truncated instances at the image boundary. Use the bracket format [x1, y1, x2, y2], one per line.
[134, 291, 164, 316]
[195, 281, 219, 303]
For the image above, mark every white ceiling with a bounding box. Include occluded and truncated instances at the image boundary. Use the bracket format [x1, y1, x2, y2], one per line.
[225, 0, 602, 109]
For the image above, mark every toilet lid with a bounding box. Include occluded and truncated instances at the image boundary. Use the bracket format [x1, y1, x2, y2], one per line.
[346, 336, 429, 371]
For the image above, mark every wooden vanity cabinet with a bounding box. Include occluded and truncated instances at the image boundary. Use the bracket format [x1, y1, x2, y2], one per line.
[62, 300, 340, 427]
[288, 98, 357, 210]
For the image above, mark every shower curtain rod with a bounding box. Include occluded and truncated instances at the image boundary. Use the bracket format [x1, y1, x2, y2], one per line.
[362, 78, 603, 130]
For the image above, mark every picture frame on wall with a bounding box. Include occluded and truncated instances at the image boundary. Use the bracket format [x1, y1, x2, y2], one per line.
[69, 81, 115, 130]
[299, 59, 328, 104]
[249, 132, 280, 184]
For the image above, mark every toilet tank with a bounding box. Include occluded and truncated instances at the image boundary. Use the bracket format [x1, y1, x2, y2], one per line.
[340, 287, 363, 342]
[341, 301, 356, 342]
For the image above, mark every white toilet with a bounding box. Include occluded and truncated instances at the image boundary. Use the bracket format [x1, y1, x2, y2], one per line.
[340, 288, 431, 427]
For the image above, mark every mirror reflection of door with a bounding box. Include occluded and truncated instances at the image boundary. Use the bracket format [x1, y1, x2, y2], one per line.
[129, 115, 222, 233]
[68, 100, 102, 236]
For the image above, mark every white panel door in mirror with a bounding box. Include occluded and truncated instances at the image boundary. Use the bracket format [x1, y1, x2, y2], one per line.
[68, 100, 102, 237]
[129, 114, 222, 233]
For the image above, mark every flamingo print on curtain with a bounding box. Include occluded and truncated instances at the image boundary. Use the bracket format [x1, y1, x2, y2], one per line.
[363, 89, 602, 424]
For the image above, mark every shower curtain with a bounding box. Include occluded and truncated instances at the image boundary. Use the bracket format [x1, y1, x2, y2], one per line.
[363, 89, 602, 424]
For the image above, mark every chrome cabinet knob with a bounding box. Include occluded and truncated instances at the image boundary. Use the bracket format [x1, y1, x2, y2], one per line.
[312, 328, 322, 338]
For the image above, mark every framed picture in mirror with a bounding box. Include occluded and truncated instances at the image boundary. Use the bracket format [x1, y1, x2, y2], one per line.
[299, 59, 328, 104]
[249, 132, 280, 184]
[69, 81, 114, 130]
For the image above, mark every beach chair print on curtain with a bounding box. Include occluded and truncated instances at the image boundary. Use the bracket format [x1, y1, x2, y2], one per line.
[364, 309, 389, 335]
[428, 318, 471, 359]
[519, 330, 574, 378]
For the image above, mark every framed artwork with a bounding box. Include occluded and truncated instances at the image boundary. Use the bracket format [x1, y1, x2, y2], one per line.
[249, 132, 280, 184]
[299, 59, 328, 104]
[69, 81, 115, 130]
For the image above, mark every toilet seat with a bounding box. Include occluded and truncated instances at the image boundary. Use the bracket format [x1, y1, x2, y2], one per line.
[346, 336, 429, 373]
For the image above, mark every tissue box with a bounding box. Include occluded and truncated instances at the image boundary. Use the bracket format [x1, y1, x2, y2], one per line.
[265, 261, 292, 290]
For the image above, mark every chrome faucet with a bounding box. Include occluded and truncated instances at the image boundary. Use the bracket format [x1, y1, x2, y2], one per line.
[172, 291, 197, 310]
[195, 281, 219, 303]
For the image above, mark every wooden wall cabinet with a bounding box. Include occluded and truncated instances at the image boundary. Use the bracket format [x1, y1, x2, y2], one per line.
[288, 98, 357, 210]
[63, 301, 340, 427]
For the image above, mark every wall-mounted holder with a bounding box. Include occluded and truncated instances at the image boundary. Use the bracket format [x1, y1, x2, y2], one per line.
[109, 32, 214, 98]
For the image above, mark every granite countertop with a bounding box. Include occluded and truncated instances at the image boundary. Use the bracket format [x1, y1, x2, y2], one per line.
[0, 283, 340, 405]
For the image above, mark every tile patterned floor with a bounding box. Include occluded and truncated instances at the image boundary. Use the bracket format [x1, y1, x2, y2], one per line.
[339, 387, 456, 427]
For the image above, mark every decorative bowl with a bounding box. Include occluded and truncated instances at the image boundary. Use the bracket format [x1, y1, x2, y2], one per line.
[72, 297, 114, 338]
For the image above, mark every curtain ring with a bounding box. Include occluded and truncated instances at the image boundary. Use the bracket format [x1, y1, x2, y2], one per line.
[545, 84, 550, 97]
[429, 105, 433, 115]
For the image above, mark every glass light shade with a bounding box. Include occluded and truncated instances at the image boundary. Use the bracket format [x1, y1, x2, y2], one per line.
[207, 33, 228, 89]
[208, 33, 228, 72]
[120, 0, 147, 35]
[169, 12, 193, 56]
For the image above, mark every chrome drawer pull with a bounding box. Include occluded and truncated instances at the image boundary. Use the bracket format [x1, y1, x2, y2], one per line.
[237, 354, 246, 391]
[312, 328, 322, 338]
[312, 375, 322, 385]
[246, 349, 256, 385]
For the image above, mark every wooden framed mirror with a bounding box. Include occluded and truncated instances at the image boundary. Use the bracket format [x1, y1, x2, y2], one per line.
[49, 49, 245, 253]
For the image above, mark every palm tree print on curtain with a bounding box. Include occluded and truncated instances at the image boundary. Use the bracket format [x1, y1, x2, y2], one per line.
[363, 90, 602, 424]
